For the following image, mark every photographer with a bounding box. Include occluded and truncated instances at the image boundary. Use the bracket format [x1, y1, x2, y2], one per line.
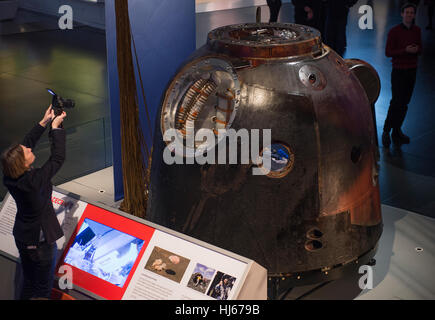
[1, 105, 67, 300]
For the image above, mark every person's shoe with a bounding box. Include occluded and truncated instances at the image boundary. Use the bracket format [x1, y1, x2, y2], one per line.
[426, 25, 433, 30]
[392, 129, 410, 145]
[382, 131, 391, 147]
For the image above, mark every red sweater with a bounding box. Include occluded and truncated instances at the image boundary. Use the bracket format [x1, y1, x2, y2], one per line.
[385, 23, 422, 69]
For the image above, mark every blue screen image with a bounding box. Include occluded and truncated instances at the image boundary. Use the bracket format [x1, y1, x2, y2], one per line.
[64, 218, 144, 287]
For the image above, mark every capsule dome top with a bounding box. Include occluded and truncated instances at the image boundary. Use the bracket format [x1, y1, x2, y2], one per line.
[207, 23, 322, 58]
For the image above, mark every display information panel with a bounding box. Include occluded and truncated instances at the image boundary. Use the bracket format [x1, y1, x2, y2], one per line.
[0, 190, 87, 259]
[122, 230, 248, 300]
[0, 188, 264, 300]
[56, 203, 249, 300]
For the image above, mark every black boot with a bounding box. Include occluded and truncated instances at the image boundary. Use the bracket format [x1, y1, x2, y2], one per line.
[392, 128, 410, 145]
[382, 130, 391, 147]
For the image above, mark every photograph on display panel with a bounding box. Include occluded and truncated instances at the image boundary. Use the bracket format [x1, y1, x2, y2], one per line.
[64, 218, 145, 288]
[207, 271, 237, 300]
[186, 263, 216, 294]
[144, 246, 190, 283]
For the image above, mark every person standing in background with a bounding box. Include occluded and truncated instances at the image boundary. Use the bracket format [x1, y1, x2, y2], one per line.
[322, 0, 358, 57]
[292, 0, 326, 36]
[382, 3, 422, 147]
[267, 0, 282, 23]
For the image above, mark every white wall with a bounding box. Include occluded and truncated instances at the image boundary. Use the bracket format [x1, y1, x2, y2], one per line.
[18, 0, 105, 29]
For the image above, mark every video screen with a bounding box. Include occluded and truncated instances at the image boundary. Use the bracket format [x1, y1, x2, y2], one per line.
[64, 218, 145, 288]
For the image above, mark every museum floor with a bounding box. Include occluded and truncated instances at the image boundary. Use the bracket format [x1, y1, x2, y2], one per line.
[0, 0, 434, 299]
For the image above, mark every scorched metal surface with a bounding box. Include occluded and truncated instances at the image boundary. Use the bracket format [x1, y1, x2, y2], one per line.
[147, 23, 383, 291]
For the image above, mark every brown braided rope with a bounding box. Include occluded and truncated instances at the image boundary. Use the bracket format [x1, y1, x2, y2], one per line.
[114, 0, 151, 218]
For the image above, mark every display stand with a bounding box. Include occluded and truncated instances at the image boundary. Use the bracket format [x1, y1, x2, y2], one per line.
[0, 187, 266, 300]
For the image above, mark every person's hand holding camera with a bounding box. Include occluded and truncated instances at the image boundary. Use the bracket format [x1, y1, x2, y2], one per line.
[52, 111, 67, 129]
[39, 105, 55, 128]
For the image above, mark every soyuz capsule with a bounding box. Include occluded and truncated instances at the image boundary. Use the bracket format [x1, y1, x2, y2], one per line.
[147, 23, 383, 295]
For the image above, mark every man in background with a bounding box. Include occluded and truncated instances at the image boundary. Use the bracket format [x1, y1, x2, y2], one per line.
[382, 3, 422, 147]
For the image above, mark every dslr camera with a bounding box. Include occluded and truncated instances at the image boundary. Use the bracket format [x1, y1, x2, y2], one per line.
[46, 88, 75, 116]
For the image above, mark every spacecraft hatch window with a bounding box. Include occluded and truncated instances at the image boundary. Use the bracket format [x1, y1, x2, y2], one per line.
[258, 142, 295, 178]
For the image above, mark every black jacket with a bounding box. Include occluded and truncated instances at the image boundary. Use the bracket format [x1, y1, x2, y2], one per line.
[3, 123, 65, 245]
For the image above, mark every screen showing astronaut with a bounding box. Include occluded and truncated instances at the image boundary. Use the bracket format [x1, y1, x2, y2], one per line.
[64, 218, 145, 288]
